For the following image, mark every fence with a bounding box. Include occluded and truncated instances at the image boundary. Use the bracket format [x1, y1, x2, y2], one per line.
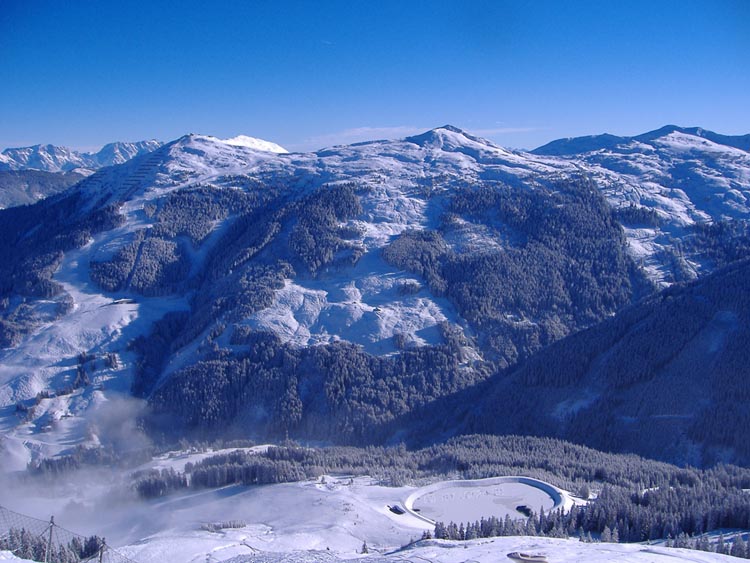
[0, 505, 139, 563]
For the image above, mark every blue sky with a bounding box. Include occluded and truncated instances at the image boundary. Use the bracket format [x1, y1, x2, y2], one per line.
[1, 0, 748, 152]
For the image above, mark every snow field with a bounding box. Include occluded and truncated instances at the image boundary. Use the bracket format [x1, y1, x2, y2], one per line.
[404, 476, 565, 525]
[0, 453, 741, 563]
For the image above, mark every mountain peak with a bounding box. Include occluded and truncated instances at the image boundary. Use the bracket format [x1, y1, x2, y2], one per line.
[171, 133, 288, 155]
[405, 125, 498, 151]
[633, 124, 690, 142]
[221, 134, 288, 153]
[436, 124, 466, 134]
[633, 125, 750, 152]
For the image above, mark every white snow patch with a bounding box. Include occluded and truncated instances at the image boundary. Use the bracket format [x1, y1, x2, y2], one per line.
[245, 248, 461, 356]
[220, 135, 289, 154]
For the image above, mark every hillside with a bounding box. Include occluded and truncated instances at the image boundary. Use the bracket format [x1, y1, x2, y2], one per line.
[5, 436, 750, 562]
[536, 125, 750, 284]
[0, 126, 748, 466]
[417, 259, 750, 465]
[0, 170, 87, 209]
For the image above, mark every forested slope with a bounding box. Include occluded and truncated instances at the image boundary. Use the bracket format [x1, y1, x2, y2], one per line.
[418, 260, 750, 465]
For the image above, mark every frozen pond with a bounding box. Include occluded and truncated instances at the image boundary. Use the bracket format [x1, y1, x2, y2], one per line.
[406, 477, 560, 523]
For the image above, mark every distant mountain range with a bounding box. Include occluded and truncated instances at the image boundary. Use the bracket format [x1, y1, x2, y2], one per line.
[0, 125, 748, 467]
[0, 139, 163, 172]
[0, 139, 164, 208]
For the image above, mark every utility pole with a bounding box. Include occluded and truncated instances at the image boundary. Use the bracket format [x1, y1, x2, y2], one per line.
[44, 515, 54, 563]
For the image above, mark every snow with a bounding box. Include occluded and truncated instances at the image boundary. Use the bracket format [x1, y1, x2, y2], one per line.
[221, 135, 289, 154]
[0, 140, 163, 172]
[0, 552, 37, 562]
[9, 537, 742, 563]
[0, 205, 188, 463]
[563, 129, 750, 284]
[73, 127, 561, 361]
[138, 445, 272, 473]
[405, 477, 563, 524]
[654, 132, 750, 157]
[229, 127, 568, 354]
[244, 253, 461, 356]
[0, 470, 740, 563]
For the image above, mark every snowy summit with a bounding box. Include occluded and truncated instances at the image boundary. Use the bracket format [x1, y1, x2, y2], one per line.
[221, 135, 289, 153]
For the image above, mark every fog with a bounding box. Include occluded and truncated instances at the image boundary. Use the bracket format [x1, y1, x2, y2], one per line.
[0, 393, 170, 546]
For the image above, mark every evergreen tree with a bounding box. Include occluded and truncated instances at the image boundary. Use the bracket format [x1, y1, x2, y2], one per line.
[730, 534, 746, 558]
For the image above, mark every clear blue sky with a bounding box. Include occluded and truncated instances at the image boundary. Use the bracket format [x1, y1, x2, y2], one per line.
[1, 0, 748, 152]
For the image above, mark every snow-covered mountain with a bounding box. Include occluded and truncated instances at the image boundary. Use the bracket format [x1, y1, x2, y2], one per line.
[89, 140, 164, 168]
[533, 125, 750, 155]
[0, 125, 748, 466]
[0, 140, 163, 172]
[535, 125, 750, 284]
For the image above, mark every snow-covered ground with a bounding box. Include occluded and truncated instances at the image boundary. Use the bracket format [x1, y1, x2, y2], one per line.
[566, 130, 750, 284]
[0, 224, 188, 467]
[404, 476, 567, 524]
[1, 538, 743, 563]
[0, 553, 36, 562]
[6, 537, 741, 563]
[0, 470, 740, 563]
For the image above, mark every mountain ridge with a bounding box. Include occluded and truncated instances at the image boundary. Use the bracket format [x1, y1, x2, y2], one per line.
[533, 124, 750, 155]
[0, 139, 164, 172]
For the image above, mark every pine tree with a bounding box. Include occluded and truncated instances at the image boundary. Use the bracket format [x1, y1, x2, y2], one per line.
[730, 534, 746, 558]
